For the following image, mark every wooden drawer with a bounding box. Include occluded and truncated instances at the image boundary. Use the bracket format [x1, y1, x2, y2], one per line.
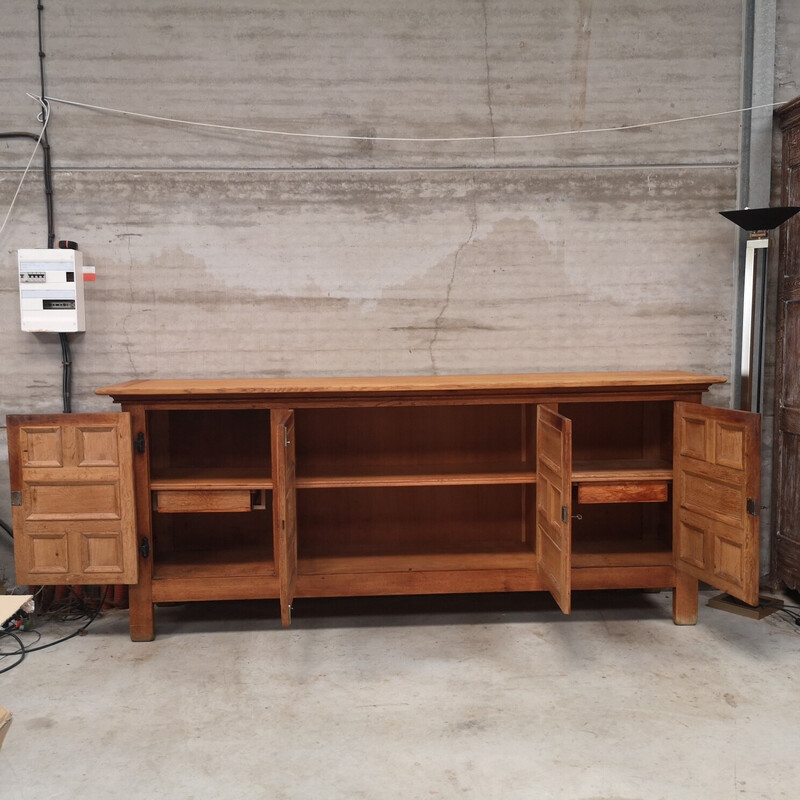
[577, 482, 669, 504]
[154, 490, 253, 514]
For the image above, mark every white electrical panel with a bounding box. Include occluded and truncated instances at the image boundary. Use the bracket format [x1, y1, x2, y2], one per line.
[18, 249, 86, 332]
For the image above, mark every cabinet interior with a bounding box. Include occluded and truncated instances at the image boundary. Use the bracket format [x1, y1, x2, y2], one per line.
[561, 400, 674, 565]
[148, 409, 272, 485]
[294, 404, 536, 481]
[151, 508, 275, 579]
[560, 400, 673, 470]
[297, 484, 536, 573]
[143, 401, 676, 576]
[148, 409, 275, 578]
[571, 496, 673, 565]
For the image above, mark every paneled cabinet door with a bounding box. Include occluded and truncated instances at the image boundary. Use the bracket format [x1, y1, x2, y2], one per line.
[673, 403, 761, 605]
[272, 409, 297, 627]
[536, 406, 573, 614]
[8, 414, 138, 585]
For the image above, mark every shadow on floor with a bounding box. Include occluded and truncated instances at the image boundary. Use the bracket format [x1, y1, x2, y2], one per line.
[151, 588, 673, 634]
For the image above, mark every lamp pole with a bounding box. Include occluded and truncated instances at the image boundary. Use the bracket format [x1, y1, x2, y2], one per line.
[740, 232, 769, 413]
[720, 206, 800, 412]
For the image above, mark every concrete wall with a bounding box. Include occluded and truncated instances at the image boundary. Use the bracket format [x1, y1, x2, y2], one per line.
[0, 1, 796, 585]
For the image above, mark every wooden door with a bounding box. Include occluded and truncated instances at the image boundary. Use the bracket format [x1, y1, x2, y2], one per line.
[8, 414, 138, 584]
[536, 406, 572, 614]
[674, 403, 760, 605]
[272, 409, 297, 626]
[773, 97, 800, 589]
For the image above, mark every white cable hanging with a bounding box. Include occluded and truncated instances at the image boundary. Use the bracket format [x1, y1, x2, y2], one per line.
[0, 98, 50, 241]
[43, 95, 782, 144]
[1, 94, 783, 243]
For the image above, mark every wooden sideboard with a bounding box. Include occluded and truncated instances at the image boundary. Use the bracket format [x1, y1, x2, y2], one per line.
[7, 372, 761, 641]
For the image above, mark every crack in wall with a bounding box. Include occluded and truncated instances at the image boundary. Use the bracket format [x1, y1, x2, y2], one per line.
[121, 230, 140, 378]
[481, 0, 497, 159]
[428, 197, 479, 374]
[571, 0, 593, 131]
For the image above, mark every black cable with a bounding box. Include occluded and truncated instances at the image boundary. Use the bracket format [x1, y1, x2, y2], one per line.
[37, 5, 73, 412]
[0, 132, 52, 247]
[24, 585, 109, 654]
[2, 7, 67, 415]
[0, 627, 40, 653]
[0, 630, 25, 675]
[0, 131, 39, 141]
[0, 585, 109, 675]
[37, 1, 54, 248]
[59, 331, 72, 413]
[0, 517, 12, 540]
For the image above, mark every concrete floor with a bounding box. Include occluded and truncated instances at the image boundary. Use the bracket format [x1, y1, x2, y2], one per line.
[2, 589, 799, 800]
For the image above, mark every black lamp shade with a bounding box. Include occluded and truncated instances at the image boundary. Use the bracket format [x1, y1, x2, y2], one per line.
[719, 206, 800, 231]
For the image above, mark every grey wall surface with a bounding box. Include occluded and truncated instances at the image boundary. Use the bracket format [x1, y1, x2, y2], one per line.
[1, 1, 798, 585]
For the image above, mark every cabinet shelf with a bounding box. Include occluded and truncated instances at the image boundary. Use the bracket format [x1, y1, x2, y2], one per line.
[153, 546, 275, 580]
[572, 459, 672, 482]
[296, 460, 537, 488]
[572, 536, 672, 568]
[150, 467, 273, 491]
[299, 543, 538, 575]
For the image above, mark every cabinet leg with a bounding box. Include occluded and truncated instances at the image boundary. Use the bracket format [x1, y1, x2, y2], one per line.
[281, 602, 292, 628]
[673, 572, 699, 625]
[129, 583, 155, 641]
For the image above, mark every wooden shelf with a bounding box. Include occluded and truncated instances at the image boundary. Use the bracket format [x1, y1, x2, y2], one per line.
[572, 535, 671, 568]
[296, 460, 536, 488]
[299, 543, 538, 575]
[298, 545, 670, 574]
[153, 547, 275, 580]
[572, 459, 672, 482]
[150, 467, 273, 491]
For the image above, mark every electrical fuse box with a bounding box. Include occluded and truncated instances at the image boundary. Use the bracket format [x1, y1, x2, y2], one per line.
[18, 249, 86, 332]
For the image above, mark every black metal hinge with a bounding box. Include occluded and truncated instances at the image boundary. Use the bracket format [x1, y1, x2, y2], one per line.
[746, 498, 759, 517]
[134, 432, 146, 454]
[10, 491, 22, 507]
[139, 536, 150, 559]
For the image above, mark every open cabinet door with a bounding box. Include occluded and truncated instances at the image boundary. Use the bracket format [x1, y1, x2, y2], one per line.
[674, 403, 760, 606]
[536, 406, 573, 614]
[7, 414, 138, 585]
[272, 409, 297, 626]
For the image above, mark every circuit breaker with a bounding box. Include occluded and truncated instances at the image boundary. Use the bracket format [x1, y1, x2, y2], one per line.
[18, 249, 85, 332]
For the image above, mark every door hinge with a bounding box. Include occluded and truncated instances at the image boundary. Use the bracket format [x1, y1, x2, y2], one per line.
[139, 536, 150, 559]
[746, 498, 759, 517]
[561, 505, 568, 524]
[134, 432, 146, 454]
[10, 491, 22, 507]
[284, 426, 291, 448]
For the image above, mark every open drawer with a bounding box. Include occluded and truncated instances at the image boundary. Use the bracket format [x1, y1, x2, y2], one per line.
[153, 489, 268, 513]
[577, 481, 669, 504]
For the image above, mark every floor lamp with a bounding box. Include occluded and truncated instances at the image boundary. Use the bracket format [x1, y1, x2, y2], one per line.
[719, 206, 800, 413]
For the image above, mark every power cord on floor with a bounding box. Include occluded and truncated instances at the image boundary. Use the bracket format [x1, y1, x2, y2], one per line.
[0, 630, 26, 675]
[0, 586, 110, 675]
[762, 601, 800, 633]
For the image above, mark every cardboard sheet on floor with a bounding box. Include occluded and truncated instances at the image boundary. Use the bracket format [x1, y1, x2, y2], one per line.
[0, 594, 32, 626]
[0, 707, 11, 750]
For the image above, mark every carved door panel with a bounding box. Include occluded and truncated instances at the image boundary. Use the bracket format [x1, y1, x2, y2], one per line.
[674, 403, 760, 605]
[536, 406, 572, 614]
[272, 409, 297, 626]
[8, 414, 138, 584]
